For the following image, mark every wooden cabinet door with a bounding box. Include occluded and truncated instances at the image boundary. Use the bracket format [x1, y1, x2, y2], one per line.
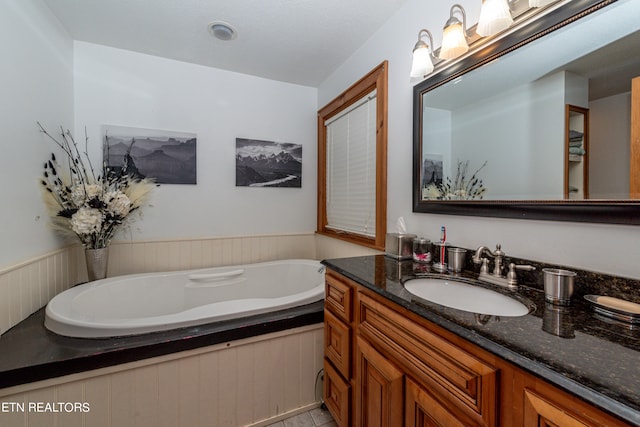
[355, 336, 403, 427]
[405, 377, 471, 427]
[524, 388, 593, 427]
[324, 359, 351, 427]
[523, 388, 629, 427]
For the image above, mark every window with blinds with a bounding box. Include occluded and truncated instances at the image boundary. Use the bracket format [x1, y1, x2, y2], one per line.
[316, 61, 387, 250]
[325, 91, 377, 237]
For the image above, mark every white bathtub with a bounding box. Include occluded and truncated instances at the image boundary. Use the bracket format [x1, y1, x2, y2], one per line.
[45, 259, 325, 338]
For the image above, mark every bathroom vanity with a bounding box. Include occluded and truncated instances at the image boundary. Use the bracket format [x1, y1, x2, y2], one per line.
[322, 255, 639, 426]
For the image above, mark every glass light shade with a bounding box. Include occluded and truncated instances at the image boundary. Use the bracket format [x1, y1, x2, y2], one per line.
[476, 0, 514, 37]
[410, 45, 434, 79]
[439, 22, 469, 60]
[529, 0, 555, 6]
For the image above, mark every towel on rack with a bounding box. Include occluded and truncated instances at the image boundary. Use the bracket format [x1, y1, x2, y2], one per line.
[569, 147, 586, 155]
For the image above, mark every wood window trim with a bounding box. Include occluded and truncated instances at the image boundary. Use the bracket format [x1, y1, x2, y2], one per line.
[316, 61, 388, 251]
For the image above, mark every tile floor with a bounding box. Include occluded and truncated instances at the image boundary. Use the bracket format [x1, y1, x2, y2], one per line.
[266, 405, 336, 427]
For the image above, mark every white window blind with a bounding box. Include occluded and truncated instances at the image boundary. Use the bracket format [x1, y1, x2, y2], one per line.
[325, 90, 377, 238]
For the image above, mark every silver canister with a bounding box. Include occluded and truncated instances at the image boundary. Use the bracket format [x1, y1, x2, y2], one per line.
[447, 247, 467, 273]
[542, 268, 576, 306]
[412, 237, 432, 263]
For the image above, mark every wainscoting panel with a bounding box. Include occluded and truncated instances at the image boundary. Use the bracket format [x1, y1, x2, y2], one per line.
[100, 233, 318, 277]
[0, 248, 76, 336]
[0, 324, 324, 427]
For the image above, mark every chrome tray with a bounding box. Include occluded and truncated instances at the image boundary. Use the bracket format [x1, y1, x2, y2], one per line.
[584, 295, 640, 324]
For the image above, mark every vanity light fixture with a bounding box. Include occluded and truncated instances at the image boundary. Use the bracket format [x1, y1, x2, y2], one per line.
[439, 4, 473, 60]
[410, 29, 437, 79]
[476, 0, 514, 37]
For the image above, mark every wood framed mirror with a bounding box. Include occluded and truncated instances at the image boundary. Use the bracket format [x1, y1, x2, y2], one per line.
[413, 0, 640, 224]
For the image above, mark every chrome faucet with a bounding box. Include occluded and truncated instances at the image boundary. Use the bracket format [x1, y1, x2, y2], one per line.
[473, 244, 535, 288]
[473, 244, 505, 276]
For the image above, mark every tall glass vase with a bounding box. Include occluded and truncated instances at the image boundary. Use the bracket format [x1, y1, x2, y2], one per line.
[85, 247, 109, 281]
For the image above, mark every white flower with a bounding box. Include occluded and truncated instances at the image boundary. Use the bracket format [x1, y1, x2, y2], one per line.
[105, 191, 132, 217]
[424, 184, 443, 200]
[70, 208, 103, 235]
[39, 123, 156, 249]
[71, 184, 103, 206]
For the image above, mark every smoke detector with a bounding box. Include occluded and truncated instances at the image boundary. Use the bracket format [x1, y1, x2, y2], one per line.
[207, 21, 237, 41]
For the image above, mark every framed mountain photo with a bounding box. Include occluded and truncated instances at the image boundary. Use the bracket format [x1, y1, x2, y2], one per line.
[104, 125, 197, 185]
[235, 138, 302, 188]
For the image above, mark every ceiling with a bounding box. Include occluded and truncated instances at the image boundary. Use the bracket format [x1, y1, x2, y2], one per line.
[563, 30, 640, 101]
[43, 0, 409, 87]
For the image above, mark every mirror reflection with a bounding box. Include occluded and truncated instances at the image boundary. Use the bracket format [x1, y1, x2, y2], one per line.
[418, 8, 640, 202]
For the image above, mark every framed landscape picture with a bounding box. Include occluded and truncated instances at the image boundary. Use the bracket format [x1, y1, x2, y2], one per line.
[235, 138, 302, 188]
[104, 125, 197, 184]
[422, 154, 443, 188]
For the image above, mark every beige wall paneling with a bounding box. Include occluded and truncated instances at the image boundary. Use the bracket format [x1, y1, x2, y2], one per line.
[105, 233, 317, 277]
[25, 387, 56, 427]
[84, 375, 111, 427]
[56, 380, 86, 427]
[0, 247, 75, 336]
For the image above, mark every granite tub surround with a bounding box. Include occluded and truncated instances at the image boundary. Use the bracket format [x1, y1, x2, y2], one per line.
[0, 301, 323, 389]
[322, 255, 640, 426]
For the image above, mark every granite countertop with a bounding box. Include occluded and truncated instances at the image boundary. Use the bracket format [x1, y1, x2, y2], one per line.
[0, 301, 323, 390]
[322, 255, 640, 426]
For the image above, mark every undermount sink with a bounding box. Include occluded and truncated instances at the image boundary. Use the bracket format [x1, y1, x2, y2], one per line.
[404, 277, 530, 317]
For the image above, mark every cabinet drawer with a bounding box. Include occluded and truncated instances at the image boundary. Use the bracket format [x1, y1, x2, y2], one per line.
[325, 272, 353, 322]
[358, 292, 497, 427]
[324, 359, 351, 427]
[324, 309, 351, 378]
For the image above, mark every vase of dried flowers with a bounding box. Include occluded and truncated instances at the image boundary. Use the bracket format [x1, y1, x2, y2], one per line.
[37, 122, 155, 281]
[85, 247, 109, 281]
[423, 160, 488, 200]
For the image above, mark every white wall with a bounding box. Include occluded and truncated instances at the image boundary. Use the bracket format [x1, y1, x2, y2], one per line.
[589, 92, 631, 199]
[451, 73, 567, 200]
[73, 42, 318, 243]
[318, 0, 640, 279]
[422, 107, 451, 192]
[0, 0, 74, 269]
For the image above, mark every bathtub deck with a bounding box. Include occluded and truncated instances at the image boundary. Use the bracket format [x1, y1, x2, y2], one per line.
[0, 301, 323, 389]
